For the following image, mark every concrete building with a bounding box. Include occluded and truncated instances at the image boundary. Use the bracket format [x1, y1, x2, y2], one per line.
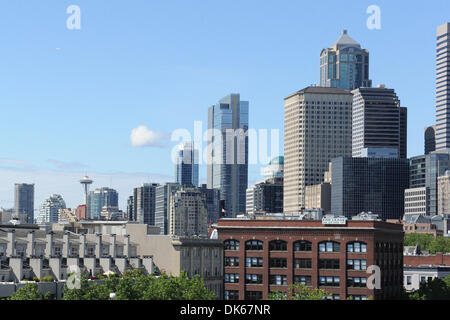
[436, 23, 450, 151]
[37, 195, 66, 224]
[320, 30, 372, 90]
[284, 87, 353, 213]
[75, 204, 87, 221]
[0, 225, 153, 291]
[216, 216, 404, 300]
[305, 183, 332, 214]
[175, 142, 199, 187]
[87, 188, 118, 220]
[14, 184, 34, 224]
[352, 86, 407, 159]
[207, 94, 249, 217]
[438, 171, 450, 216]
[155, 183, 181, 235]
[169, 187, 208, 237]
[404, 187, 428, 216]
[331, 157, 409, 220]
[425, 126, 436, 155]
[58, 208, 77, 223]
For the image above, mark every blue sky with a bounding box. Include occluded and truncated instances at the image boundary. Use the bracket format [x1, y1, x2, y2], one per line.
[0, 0, 448, 211]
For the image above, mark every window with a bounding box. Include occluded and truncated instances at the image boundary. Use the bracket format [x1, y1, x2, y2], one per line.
[347, 242, 367, 253]
[246, 257, 263, 268]
[294, 258, 312, 269]
[224, 273, 240, 283]
[319, 276, 340, 287]
[347, 259, 367, 271]
[319, 241, 340, 253]
[245, 291, 262, 300]
[269, 240, 287, 251]
[294, 276, 312, 286]
[406, 276, 412, 285]
[224, 240, 240, 251]
[294, 240, 312, 252]
[269, 275, 287, 286]
[325, 294, 341, 300]
[246, 274, 263, 284]
[224, 290, 239, 300]
[245, 240, 263, 251]
[225, 257, 239, 267]
[351, 295, 367, 300]
[347, 277, 367, 288]
[270, 258, 287, 268]
[319, 259, 340, 269]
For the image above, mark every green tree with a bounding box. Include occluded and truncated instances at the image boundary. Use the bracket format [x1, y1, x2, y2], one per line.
[8, 283, 44, 300]
[404, 233, 435, 251]
[408, 278, 450, 300]
[268, 283, 329, 300]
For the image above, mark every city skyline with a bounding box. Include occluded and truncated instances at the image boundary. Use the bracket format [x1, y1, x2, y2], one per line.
[0, 1, 448, 212]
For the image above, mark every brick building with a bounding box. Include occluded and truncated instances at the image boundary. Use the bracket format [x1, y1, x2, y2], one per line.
[216, 217, 404, 300]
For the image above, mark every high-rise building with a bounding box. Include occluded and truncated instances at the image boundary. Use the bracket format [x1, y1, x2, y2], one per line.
[331, 157, 409, 220]
[14, 183, 34, 223]
[425, 126, 436, 155]
[438, 171, 450, 216]
[75, 204, 87, 220]
[87, 187, 119, 220]
[284, 87, 353, 213]
[126, 195, 134, 221]
[175, 142, 199, 187]
[436, 23, 450, 151]
[207, 93, 249, 217]
[404, 187, 429, 216]
[131, 183, 159, 225]
[320, 30, 372, 91]
[262, 156, 284, 181]
[169, 187, 208, 237]
[305, 183, 332, 214]
[155, 183, 182, 235]
[409, 155, 427, 188]
[351, 86, 407, 159]
[198, 184, 221, 224]
[246, 179, 283, 215]
[426, 153, 450, 216]
[37, 194, 66, 223]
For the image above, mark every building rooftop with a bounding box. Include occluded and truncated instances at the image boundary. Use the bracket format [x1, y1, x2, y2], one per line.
[285, 86, 352, 100]
[331, 30, 361, 49]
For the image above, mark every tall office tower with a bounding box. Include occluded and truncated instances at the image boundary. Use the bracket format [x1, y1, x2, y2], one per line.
[207, 93, 249, 217]
[37, 194, 66, 223]
[14, 183, 35, 223]
[198, 184, 221, 224]
[331, 157, 409, 220]
[175, 142, 199, 187]
[438, 171, 450, 215]
[320, 30, 372, 90]
[425, 126, 437, 155]
[284, 87, 353, 213]
[409, 155, 426, 188]
[126, 195, 134, 221]
[133, 183, 159, 225]
[352, 86, 407, 159]
[155, 183, 181, 234]
[426, 153, 450, 216]
[246, 179, 284, 215]
[87, 187, 119, 220]
[436, 23, 450, 151]
[169, 187, 208, 237]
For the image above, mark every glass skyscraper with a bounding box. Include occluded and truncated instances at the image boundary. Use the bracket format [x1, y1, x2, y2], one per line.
[87, 187, 119, 220]
[14, 183, 34, 223]
[207, 94, 249, 217]
[320, 30, 372, 91]
[175, 142, 199, 187]
[436, 23, 450, 151]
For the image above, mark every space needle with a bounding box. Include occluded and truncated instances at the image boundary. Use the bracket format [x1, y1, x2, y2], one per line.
[80, 176, 93, 205]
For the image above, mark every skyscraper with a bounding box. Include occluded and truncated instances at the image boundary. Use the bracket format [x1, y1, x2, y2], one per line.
[352, 86, 407, 159]
[133, 183, 159, 225]
[320, 30, 372, 91]
[425, 126, 436, 155]
[36, 194, 66, 224]
[284, 87, 353, 213]
[87, 187, 119, 219]
[207, 93, 249, 217]
[175, 142, 199, 187]
[155, 183, 181, 234]
[14, 183, 34, 223]
[436, 23, 450, 151]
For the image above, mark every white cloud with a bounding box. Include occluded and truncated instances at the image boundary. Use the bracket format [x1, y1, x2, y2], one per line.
[47, 159, 89, 170]
[130, 125, 169, 148]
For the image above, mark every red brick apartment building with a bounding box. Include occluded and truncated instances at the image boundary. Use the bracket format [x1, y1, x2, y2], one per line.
[216, 218, 404, 300]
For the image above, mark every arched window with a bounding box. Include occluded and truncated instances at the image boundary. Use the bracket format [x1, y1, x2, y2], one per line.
[269, 240, 287, 251]
[294, 240, 312, 252]
[223, 240, 240, 251]
[347, 242, 367, 253]
[245, 240, 263, 251]
[318, 241, 340, 253]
